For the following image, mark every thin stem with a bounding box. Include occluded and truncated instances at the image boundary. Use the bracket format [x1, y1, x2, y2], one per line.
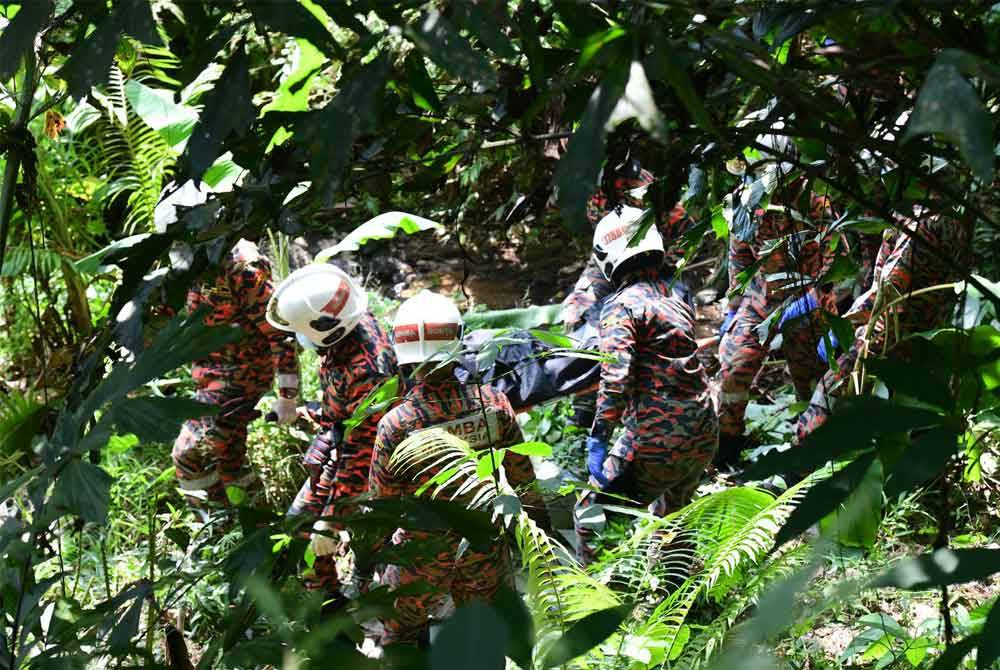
[0, 45, 38, 278]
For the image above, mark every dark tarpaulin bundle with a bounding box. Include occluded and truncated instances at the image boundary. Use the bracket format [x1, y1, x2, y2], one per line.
[455, 324, 601, 411]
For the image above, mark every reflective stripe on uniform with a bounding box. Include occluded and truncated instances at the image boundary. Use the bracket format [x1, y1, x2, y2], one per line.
[176, 472, 220, 491]
[719, 391, 750, 403]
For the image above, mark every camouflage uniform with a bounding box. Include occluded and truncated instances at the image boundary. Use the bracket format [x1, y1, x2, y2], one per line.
[369, 379, 544, 645]
[577, 267, 717, 563]
[795, 214, 972, 441]
[718, 191, 837, 441]
[561, 170, 695, 428]
[287, 312, 397, 594]
[172, 240, 297, 503]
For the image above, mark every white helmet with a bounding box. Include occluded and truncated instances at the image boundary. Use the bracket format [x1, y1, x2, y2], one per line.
[266, 264, 368, 348]
[592, 206, 664, 281]
[392, 291, 463, 366]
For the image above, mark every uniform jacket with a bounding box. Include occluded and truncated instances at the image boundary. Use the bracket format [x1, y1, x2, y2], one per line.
[370, 380, 542, 516]
[318, 312, 398, 496]
[592, 267, 709, 443]
[187, 239, 296, 390]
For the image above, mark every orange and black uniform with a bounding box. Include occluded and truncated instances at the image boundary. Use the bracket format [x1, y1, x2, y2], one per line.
[577, 266, 717, 562]
[288, 312, 397, 593]
[369, 379, 544, 645]
[172, 240, 297, 502]
[795, 214, 972, 441]
[718, 189, 837, 442]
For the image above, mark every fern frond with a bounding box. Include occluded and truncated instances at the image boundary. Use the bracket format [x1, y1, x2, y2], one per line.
[389, 425, 618, 658]
[671, 544, 812, 670]
[582, 472, 833, 669]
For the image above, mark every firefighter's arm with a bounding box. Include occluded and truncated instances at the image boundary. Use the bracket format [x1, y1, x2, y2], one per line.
[233, 258, 298, 421]
[369, 425, 403, 499]
[590, 304, 635, 441]
[727, 232, 755, 312]
[240, 258, 299, 378]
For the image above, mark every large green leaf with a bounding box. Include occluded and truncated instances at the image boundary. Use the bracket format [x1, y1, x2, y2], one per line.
[541, 604, 633, 668]
[977, 605, 1000, 669]
[463, 304, 564, 330]
[298, 54, 391, 200]
[260, 38, 326, 115]
[73, 234, 152, 275]
[403, 53, 442, 113]
[903, 59, 994, 182]
[124, 79, 198, 149]
[746, 396, 942, 478]
[0, 0, 50, 81]
[492, 584, 534, 670]
[451, 2, 517, 59]
[430, 601, 507, 670]
[407, 10, 497, 88]
[819, 456, 883, 549]
[180, 46, 255, 181]
[314, 212, 442, 260]
[343, 375, 401, 439]
[51, 459, 113, 524]
[648, 40, 717, 134]
[61, 0, 157, 99]
[883, 427, 961, 498]
[111, 397, 217, 443]
[554, 64, 630, 233]
[870, 548, 1000, 590]
[249, 0, 340, 57]
[774, 452, 877, 547]
[80, 310, 243, 422]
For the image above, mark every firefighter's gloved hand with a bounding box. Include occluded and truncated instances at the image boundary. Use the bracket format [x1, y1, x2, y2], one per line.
[817, 331, 839, 363]
[274, 374, 299, 424]
[273, 397, 297, 425]
[719, 310, 737, 336]
[586, 437, 609, 488]
[778, 293, 819, 329]
[304, 429, 336, 489]
[310, 519, 339, 557]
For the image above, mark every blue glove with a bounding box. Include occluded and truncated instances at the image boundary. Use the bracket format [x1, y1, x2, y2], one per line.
[719, 310, 737, 336]
[778, 293, 819, 329]
[817, 331, 839, 363]
[586, 436, 609, 487]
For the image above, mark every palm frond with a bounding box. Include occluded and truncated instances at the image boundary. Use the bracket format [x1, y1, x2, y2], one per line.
[0, 388, 46, 480]
[389, 428, 500, 508]
[0, 244, 65, 278]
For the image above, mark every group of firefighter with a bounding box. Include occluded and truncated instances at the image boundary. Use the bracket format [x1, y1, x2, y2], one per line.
[168, 121, 971, 648]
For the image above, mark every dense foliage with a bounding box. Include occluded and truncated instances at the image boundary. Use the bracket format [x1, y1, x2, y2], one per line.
[2, 1, 1000, 669]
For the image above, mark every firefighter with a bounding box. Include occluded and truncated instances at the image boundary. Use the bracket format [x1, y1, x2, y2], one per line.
[716, 117, 838, 465]
[369, 290, 549, 646]
[172, 239, 299, 505]
[796, 210, 973, 441]
[561, 160, 695, 431]
[577, 207, 718, 564]
[266, 263, 398, 598]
